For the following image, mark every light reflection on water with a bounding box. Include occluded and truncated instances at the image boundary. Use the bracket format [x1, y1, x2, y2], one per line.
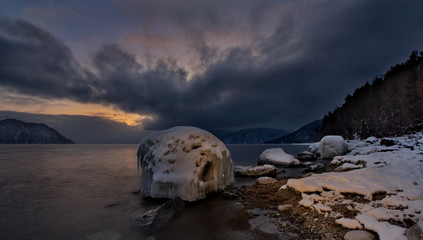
[0, 144, 307, 240]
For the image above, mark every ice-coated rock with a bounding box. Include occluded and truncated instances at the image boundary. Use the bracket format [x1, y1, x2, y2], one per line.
[307, 142, 320, 156]
[257, 148, 300, 166]
[319, 135, 348, 159]
[234, 164, 277, 177]
[137, 126, 234, 201]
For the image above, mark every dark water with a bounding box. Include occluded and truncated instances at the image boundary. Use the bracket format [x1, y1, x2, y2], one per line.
[0, 144, 307, 240]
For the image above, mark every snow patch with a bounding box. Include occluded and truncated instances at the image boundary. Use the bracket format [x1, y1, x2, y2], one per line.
[335, 218, 363, 229]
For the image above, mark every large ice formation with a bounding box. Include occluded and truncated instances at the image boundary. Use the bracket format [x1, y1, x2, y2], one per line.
[319, 135, 348, 159]
[137, 126, 234, 201]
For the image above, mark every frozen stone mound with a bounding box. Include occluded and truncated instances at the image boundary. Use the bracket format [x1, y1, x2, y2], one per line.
[319, 135, 348, 159]
[257, 148, 300, 167]
[137, 126, 233, 201]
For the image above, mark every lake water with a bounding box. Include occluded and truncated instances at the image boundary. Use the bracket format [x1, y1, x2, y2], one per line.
[0, 144, 307, 240]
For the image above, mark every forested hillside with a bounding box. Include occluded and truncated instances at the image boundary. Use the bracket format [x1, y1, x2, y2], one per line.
[320, 51, 423, 139]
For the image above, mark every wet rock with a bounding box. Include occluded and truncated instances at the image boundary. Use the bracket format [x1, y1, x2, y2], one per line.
[234, 164, 276, 177]
[302, 163, 327, 174]
[344, 230, 375, 240]
[247, 209, 261, 216]
[297, 151, 317, 161]
[406, 224, 423, 240]
[135, 197, 185, 230]
[256, 176, 278, 185]
[220, 190, 238, 200]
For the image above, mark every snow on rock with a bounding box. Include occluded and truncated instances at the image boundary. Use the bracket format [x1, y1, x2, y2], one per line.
[307, 143, 320, 156]
[313, 203, 332, 213]
[334, 163, 364, 172]
[234, 164, 276, 177]
[299, 198, 314, 207]
[319, 135, 348, 159]
[280, 133, 423, 240]
[285, 178, 323, 193]
[137, 126, 233, 201]
[257, 148, 300, 166]
[356, 214, 406, 240]
[365, 137, 378, 144]
[335, 218, 363, 229]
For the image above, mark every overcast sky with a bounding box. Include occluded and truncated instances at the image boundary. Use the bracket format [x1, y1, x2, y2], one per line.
[1, 0, 423, 143]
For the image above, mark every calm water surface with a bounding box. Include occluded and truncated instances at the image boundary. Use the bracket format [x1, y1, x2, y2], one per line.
[0, 144, 307, 240]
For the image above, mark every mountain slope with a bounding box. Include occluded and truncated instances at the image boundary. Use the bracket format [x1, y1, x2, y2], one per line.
[320, 50, 423, 138]
[0, 119, 75, 144]
[266, 120, 322, 143]
[221, 127, 289, 144]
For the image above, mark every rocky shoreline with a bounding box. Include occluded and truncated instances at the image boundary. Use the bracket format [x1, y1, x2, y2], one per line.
[223, 133, 423, 240]
[226, 179, 377, 239]
[137, 132, 423, 240]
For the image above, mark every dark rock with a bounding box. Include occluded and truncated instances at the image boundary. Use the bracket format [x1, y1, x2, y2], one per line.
[220, 191, 238, 200]
[380, 139, 395, 146]
[344, 230, 375, 240]
[297, 151, 316, 161]
[135, 197, 185, 230]
[406, 224, 423, 240]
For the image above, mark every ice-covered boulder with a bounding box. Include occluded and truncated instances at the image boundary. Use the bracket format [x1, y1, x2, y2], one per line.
[319, 135, 348, 159]
[257, 148, 300, 166]
[137, 126, 234, 201]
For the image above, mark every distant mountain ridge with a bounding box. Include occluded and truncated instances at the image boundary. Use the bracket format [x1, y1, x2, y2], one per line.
[266, 120, 322, 143]
[0, 119, 74, 144]
[217, 127, 289, 144]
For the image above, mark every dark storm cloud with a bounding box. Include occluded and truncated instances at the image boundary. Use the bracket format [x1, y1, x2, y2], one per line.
[1, 0, 423, 131]
[0, 18, 92, 101]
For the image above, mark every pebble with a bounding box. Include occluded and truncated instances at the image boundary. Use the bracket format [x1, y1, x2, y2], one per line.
[278, 204, 292, 211]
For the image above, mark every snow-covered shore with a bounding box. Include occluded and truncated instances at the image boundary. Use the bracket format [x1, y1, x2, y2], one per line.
[281, 133, 423, 240]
